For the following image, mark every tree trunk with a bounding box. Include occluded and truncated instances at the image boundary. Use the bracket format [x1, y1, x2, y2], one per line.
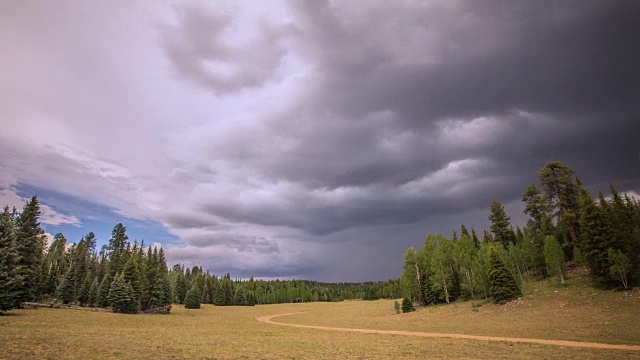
[442, 278, 450, 304]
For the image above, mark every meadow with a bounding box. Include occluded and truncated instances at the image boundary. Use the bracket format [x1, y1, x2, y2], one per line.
[2, 274, 639, 359]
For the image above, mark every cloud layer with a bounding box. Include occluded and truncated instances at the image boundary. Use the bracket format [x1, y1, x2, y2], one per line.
[1, 0, 638, 280]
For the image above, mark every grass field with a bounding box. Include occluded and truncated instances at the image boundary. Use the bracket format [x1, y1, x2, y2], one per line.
[1, 275, 639, 359]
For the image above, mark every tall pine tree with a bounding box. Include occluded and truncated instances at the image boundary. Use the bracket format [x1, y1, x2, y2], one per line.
[15, 197, 45, 303]
[0, 207, 22, 312]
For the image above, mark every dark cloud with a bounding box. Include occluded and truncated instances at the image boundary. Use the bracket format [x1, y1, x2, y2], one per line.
[181, 0, 640, 245]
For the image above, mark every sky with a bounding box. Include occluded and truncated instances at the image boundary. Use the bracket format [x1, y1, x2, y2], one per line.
[1, 0, 639, 282]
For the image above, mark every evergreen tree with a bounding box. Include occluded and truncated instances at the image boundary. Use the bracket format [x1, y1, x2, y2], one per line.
[223, 273, 234, 305]
[122, 256, 141, 307]
[184, 283, 201, 309]
[471, 228, 479, 246]
[488, 201, 514, 248]
[246, 290, 257, 306]
[460, 224, 470, 238]
[537, 161, 580, 246]
[213, 278, 227, 306]
[175, 271, 187, 304]
[0, 207, 22, 312]
[160, 274, 173, 307]
[57, 269, 76, 304]
[96, 275, 111, 308]
[141, 247, 163, 311]
[108, 224, 129, 277]
[401, 295, 415, 313]
[108, 273, 139, 314]
[578, 186, 612, 286]
[40, 233, 68, 298]
[522, 184, 552, 236]
[88, 277, 99, 307]
[77, 271, 94, 306]
[233, 289, 246, 306]
[488, 247, 520, 304]
[15, 197, 45, 302]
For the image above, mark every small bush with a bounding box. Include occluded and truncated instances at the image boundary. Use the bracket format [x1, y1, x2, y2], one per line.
[401, 296, 415, 313]
[393, 300, 401, 314]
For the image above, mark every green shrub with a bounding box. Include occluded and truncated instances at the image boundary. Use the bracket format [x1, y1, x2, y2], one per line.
[401, 295, 415, 313]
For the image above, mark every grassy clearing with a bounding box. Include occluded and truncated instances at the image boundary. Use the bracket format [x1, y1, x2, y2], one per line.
[286, 275, 640, 346]
[1, 274, 639, 359]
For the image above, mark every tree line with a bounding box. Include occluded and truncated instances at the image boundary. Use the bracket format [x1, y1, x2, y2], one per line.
[0, 198, 172, 314]
[167, 264, 402, 309]
[400, 161, 640, 308]
[0, 197, 402, 314]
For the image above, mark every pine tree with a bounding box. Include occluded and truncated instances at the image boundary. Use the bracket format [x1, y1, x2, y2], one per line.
[40, 233, 68, 298]
[537, 161, 580, 246]
[88, 277, 99, 307]
[108, 273, 139, 314]
[401, 295, 415, 313]
[108, 224, 129, 277]
[233, 289, 246, 306]
[489, 201, 514, 248]
[184, 283, 201, 309]
[77, 271, 93, 306]
[57, 269, 76, 304]
[223, 273, 234, 305]
[175, 272, 187, 304]
[160, 274, 173, 307]
[461, 224, 470, 238]
[246, 290, 256, 306]
[213, 279, 227, 306]
[122, 257, 141, 308]
[0, 207, 22, 312]
[488, 247, 520, 304]
[522, 184, 552, 236]
[578, 186, 612, 286]
[96, 275, 111, 308]
[15, 197, 45, 302]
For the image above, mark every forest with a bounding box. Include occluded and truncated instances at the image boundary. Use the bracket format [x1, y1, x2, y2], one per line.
[0, 200, 400, 314]
[1, 161, 638, 315]
[399, 161, 640, 309]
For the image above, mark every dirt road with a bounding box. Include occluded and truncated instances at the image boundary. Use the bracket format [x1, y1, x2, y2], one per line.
[257, 312, 640, 351]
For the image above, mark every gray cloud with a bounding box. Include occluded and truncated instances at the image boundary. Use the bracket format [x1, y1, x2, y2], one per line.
[162, 3, 292, 95]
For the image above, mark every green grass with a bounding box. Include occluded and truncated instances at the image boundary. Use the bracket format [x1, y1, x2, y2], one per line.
[1, 273, 639, 359]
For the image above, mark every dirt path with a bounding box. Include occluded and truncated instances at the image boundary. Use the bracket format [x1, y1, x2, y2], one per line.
[257, 312, 640, 351]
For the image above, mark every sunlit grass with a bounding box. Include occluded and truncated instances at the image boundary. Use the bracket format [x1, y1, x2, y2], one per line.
[1, 274, 639, 359]
[285, 275, 640, 345]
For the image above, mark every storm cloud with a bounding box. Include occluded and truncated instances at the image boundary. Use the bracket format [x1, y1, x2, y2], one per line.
[1, 0, 638, 281]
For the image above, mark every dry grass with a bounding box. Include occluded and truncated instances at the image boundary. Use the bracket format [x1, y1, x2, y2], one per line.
[1, 274, 639, 359]
[286, 275, 640, 345]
